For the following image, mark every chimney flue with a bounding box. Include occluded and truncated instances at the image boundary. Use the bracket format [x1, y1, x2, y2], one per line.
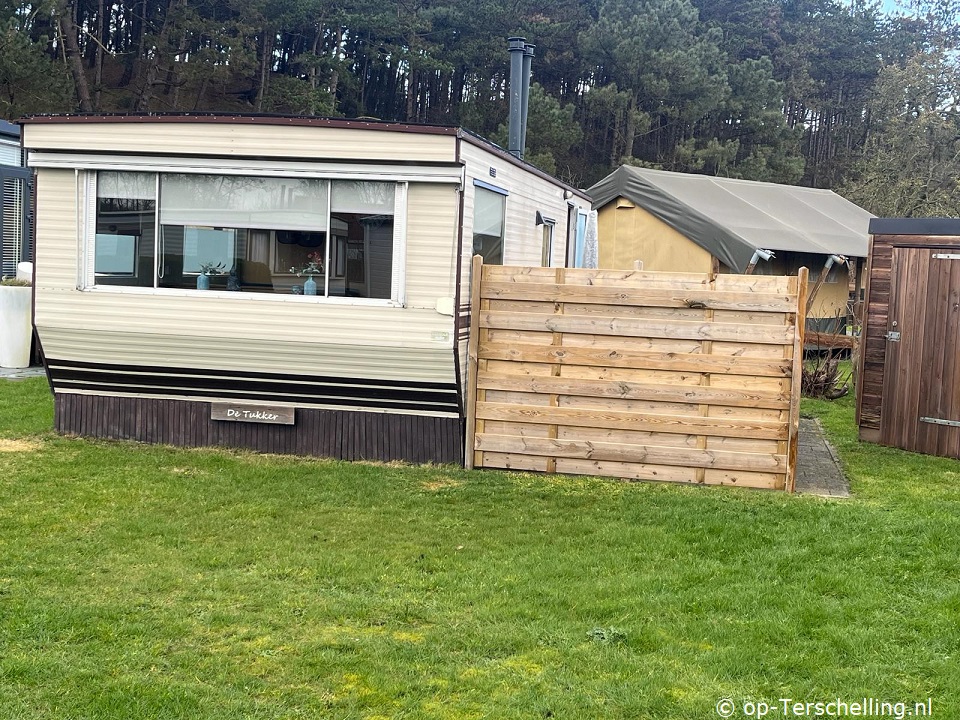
[507, 37, 525, 158]
[520, 43, 535, 160]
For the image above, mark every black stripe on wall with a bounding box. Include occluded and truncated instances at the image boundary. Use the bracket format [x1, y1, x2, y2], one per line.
[55, 394, 464, 464]
[46, 358, 461, 415]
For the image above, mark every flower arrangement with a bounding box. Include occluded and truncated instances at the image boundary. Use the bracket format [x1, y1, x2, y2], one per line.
[290, 252, 324, 278]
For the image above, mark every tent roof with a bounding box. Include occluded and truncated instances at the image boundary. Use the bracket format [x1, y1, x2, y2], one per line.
[587, 165, 872, 273]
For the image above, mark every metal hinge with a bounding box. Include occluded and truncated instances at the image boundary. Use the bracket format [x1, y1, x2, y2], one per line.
[933, 253, 960, 260]
[886, 331, 901, 342]
[920, 416, 960, 428]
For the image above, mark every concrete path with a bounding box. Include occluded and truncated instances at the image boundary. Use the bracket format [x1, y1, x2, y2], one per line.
[795, 417, 850, 497]
[0, 366, 45, 381]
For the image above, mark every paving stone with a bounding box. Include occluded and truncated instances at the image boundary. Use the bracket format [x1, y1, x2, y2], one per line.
[795, 417, 850, 497]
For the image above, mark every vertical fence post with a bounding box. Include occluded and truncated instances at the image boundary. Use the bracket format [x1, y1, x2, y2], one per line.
[787, 266, 810, 492]
[464, 254, 484, 470]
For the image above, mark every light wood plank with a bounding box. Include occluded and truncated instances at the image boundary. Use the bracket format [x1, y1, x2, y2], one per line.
[480, 281, 799, 312]
[475, 403, 788, 440]
[464, 255, 483, 470]
[476, 373, 790, 409]
[786, 267, 808, 492]
[475, 433, 788, 472]
[481, 452, 549, 472]
[555, 458, 698, 483]
[478, 311, 795, 345]
[478, 343, 793, 378]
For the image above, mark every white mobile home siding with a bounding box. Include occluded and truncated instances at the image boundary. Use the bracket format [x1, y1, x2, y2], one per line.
[24, 121, 457, 165]
[32, 170, 461, 395]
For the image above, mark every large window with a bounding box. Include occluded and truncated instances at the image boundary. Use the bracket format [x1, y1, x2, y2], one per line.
[90, 171, 399, 300]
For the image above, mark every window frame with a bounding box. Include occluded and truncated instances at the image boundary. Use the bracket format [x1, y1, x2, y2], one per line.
[81, 170, 408, 307]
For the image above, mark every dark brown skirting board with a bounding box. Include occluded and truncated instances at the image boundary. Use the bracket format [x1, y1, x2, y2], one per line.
[55, 393, 464, 465]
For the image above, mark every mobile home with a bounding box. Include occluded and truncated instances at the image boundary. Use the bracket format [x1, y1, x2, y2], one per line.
[22, 114, 591, 464]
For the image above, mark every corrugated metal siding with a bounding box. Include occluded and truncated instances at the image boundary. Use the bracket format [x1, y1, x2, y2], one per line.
[25, 123, 457, 164]
[405, 183, 460, 309]
[56, 394, 464, 463]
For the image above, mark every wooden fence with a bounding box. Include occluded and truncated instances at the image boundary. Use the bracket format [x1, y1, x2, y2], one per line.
[465, 258, 809, 491]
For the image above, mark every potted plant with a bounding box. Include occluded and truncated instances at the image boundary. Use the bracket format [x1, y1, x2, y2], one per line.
[289, 252, 324, 296]
[0, 276, 32, 369]
[197, 261, 225, 290]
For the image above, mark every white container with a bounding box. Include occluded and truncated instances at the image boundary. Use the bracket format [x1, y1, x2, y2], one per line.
[0, 285, 32, 368]
[16, 262, 32, 283]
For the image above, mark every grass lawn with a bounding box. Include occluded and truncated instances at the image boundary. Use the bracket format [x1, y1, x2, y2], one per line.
[1, 378, 958, 718]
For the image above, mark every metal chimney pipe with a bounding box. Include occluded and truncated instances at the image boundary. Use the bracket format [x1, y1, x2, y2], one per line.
[507, 37, 525, 158]
[520, 43, 535, 159]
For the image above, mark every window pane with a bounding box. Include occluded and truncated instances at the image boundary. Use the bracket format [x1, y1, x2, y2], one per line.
[326, 181, 394, 299]
[160, 175, 328, 231]
[95, 172, 156, 287]
[472, 187, 504, 265]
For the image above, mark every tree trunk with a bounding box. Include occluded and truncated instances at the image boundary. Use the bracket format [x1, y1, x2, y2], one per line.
[255, 27, 274, 112]
[93, 0, 106, 110]
[56, 0, 93, 112]
[134, 0, 184, 112]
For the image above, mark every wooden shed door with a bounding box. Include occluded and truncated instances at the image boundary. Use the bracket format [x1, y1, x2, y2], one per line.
[881, 247, 960, 457]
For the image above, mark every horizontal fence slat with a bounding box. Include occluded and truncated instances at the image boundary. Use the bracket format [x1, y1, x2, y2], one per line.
[475, 433, 788, 472]
[478, 311, 795, 345]
[478, 343, 793, 377]
[476, 373, 790, 409]
[475, 402, 788, 440]
[480, 281, 798, 313]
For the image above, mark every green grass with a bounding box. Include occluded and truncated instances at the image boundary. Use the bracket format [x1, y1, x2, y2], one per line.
[1, 377, 958, 718]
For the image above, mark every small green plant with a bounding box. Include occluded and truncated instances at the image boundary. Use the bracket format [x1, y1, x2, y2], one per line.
[0, 276, 30, 287]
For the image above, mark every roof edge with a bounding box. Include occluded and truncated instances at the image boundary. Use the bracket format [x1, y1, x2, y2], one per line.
[19, 112, 459, 136]
[588, 166, 759, 272]
[458, 129, 590, 201]
[870, 217, 960, 236]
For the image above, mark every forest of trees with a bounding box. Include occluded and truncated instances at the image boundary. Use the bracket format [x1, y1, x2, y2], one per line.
[3, 0, 960, 215]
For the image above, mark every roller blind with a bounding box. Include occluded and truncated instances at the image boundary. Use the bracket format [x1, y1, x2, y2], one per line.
[331, 181, 395, 214]
[474, 187, 505, 237]
[159, 174, 328, 230]
[97, 171, 155, 200]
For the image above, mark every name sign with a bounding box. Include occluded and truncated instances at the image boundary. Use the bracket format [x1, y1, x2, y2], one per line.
[211, 402, 295, 425]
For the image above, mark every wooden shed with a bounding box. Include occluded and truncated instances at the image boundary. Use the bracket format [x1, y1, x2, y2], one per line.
[857, 218, 960, 458]
[21, 113, 592, 465]
[587, 166, 872, 330]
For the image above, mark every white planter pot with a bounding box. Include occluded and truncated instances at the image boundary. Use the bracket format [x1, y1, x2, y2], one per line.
[0, 286, 32, 369]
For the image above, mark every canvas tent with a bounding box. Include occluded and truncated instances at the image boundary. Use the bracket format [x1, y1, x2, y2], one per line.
[588, 165, 873, 323]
